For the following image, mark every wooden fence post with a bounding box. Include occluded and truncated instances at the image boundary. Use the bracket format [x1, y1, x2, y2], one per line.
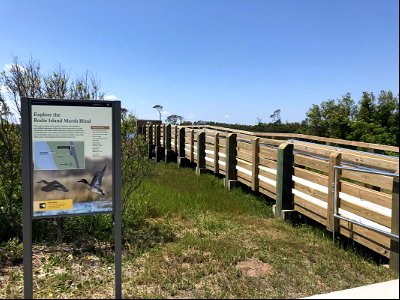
[327, 152, 341, 232]
[214, 133, 219, 174]
[142, 125, 146, 138]
[390, 176, 399, 272]
[190, 129, 194, 163]
[174, 126, 178, 154]
[178, 127, 186, 167]
[275, 143, 294, 219]
[155, 124, 162, 162]
[225, 133, 237, 191]
[196, 131, 206, 175]
[147, 125, 153, 159]
[251, 137, 260, 192]
[164, 124, 172, 163]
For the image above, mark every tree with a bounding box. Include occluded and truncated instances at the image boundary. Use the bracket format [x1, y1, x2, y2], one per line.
[0, 56, 148, 242]
[120, 109, 150, 213]
[153, 104, 163, 121]
[165, 114, 183, 125]
[304, 93, 355, 139]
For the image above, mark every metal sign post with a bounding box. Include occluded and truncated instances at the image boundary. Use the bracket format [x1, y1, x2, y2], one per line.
[22, 97, 121, 299]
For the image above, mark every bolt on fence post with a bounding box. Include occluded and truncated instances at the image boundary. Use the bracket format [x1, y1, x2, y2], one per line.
[275, 143, 294, 219]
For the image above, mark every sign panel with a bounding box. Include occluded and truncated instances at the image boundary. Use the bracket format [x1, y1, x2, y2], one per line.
[30, 100, 114, 218]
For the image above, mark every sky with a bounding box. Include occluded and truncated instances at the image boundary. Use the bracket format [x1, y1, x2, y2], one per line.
[0, 0, 398, 125]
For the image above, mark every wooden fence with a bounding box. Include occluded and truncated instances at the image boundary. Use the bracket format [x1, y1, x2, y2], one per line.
[141, 124, 399, 270]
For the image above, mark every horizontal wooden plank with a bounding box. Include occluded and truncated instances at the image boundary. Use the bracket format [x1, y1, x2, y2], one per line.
[294, 143, 331, 158]
[339, 199, 391, 228]
[338, 219, 390, 258]
[259, 180, 276, 194]
[294, 182, 327, 203]
[259, 158, 277, 170]
[259, 187, 276, 200]
[259, 138, 286, 147]
[341, 170, 393, 191]
[258, 168, 276, 181]
[237, 170, 252, 182]
[237, 141, 253, 151]
[237, 150, 252, 163]
[294, 167, 329, 187]
[294, 154, 329, 173]
[237, 159, 252, 170]
[341, 181, 392, 209]
[237, 176, 252, 187]
[259, 146, 277, 160]
[294, 196, 327, 225]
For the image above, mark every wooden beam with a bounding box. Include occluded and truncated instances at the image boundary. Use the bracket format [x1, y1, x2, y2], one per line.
[390, 176, 399, 272]
[327, 152, 341, 232]
[251, 137, 260, 191]
[196, 131, 206, 175]
[147, 125, 153, 159]
[178, 127, 186, 166]
[214, 133, 219, 174]
[275, 143, 294, 218]
[225, 133, 237, 189]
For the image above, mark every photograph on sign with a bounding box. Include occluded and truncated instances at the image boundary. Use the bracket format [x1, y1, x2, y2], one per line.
[31, 103, 113, 217]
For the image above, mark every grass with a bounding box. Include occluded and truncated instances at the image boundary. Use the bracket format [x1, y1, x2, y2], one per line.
[0, 161, 398, 299]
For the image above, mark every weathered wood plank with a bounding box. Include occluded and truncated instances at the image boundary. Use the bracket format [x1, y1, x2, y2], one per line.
[341, 181, 392, 209]
[294, 167, 329, 187]
[341, 170, 393, 191]
[294, 154, 329, 173]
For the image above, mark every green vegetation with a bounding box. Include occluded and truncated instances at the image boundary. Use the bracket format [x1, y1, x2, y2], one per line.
[185, 90, 399, 147]
[1, 162, 397, 298]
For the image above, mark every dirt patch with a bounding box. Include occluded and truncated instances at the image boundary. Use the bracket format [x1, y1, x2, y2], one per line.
[236, 258, 272, 277]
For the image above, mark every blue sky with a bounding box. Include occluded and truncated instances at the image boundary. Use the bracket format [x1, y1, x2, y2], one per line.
[1, 0, 398, 124]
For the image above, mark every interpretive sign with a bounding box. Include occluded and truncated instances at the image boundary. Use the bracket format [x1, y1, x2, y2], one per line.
[22, 98, 122, 299]
[27, 100, 116, 217]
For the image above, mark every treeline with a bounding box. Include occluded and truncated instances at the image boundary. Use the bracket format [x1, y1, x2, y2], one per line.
[183, 91, 399, 147]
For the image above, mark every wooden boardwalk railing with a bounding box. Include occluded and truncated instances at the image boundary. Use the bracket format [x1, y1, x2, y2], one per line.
[142, 124, 399, 271]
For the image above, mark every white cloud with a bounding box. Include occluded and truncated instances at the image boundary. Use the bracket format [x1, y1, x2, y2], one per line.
[104, 94, 118, 100]
[224, 114, 230, 118]
[0, 84, 10, 94]
[162, 111, 171, 116]
[3, 63, 25, 72]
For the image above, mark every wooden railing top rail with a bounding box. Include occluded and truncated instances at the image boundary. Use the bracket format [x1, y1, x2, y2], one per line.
[179, 124, 399, 154]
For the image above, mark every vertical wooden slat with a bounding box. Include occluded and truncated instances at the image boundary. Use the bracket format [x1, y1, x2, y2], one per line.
[196, 131, 206, 175]
[275, 143, 294, 218]
[164, 124, 172, 163]
[155, 124, 161, 162]
[225, 133, 237, 189]
[178, 127, 186, 166]
[174, 126, 178, 154]
[390, 176, 399, 271]
[147, 125, 153, 159]
[251, 137, 260, 191]
[214, 133, 219, 174]
[327, 152, 341, 232]
[190, 129, 194, 163]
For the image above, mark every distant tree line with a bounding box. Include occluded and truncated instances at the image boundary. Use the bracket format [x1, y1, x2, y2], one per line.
[181, 91, 399, 147]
